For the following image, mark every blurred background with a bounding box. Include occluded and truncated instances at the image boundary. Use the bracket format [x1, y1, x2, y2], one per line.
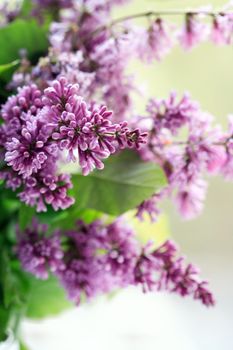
[22, 0, 233, 349]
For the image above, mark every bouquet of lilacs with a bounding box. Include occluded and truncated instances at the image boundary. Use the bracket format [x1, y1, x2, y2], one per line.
[0, 0, 233, 345]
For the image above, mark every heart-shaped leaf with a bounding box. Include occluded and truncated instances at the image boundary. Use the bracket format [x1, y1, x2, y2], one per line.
[71, 150, 167, 216]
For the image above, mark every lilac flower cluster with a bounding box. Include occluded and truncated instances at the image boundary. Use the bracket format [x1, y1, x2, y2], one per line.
[129, 8, 233, 61]
[134, 240, 215, 306]
[0, 77, 146, 211]
[9, 0, 137, 121]
[9, 2, 233, 131]
[0, 82, 74, 212]
[16, 218, 215, 306]
[16, 219, 64, 279]
[136, 93, 233, 220]
[7, 2, 232, 140]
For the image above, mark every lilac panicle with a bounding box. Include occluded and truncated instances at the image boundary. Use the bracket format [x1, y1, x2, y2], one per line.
[55, 219, 140, 303]
[0, 76, 147, 212]
[42, 77, 147, 175]
[146, 92, 200, 135]
[136, 92, 231, 221]
[17, 218, 215, 307]
[134, 240, 215, 306]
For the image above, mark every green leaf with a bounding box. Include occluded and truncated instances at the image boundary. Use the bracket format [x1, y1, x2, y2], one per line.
[0, 252, 29, 308]
[20, 340, 30, 350]
[18, 205, 36, 231]
[50, 208, 103, 231]
[0, 60, 19, 74]
[0, 19, 48, 64]
[37, 207, 68, 225]
[0, 307, 10, 341]
[0, 251, 30, 339]
[71, 150, 167, 216]
[26, 275, 72, 319]
[0, 19, 48, 83]
[0, 251, 14, 308]
[20, 0, 33, 17]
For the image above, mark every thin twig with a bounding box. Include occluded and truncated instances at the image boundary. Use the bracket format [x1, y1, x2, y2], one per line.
[89, 9, 233, 38]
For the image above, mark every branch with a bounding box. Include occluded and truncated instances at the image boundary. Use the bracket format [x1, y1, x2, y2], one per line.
[90, 9, 233, 37]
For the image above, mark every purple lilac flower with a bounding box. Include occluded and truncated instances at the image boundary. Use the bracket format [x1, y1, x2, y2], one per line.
[146, 92, 200, 135]
[90, 33, 135, 120]
[1, 76, 146, 211]
[99, 219, 141, 287]
[56, 219, 140, 303]
[56, 220, 109, 303]
[16, 6, 132, 120]
[1, 84, 43, 123]
[179, 13, 209, 50]
[194, 281, 215, 306]
[5, 114, 57, 178]
[48, 2, 109, 52]
[0, 168, 22, 191]
[10, 49, 95, 105]
[43, 77, 147, 175]
[7, 3, 233, 102]
[60, 220, 214, 307]
[42, 77, 80, 114]
[211, 2, 233, 45]
[19, 165, 75, 212]
[174, 178, 208, 219]
[0, 84, 44, 169]
[136, 18, 174, 62]
[0, 81, 75, 212]
[16, 219, 64, 279]
[17, 217, 215, 306]
[134, 240, 215, 306]
[135, 94, 229, 220]
[136, 192, 164, 222]
[57, 52, 96, 96]
[49, 101, 115, 170]
[211, 15, 231, 44]
[11, 3, 135, 120]
[166, 114, 222, 218]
